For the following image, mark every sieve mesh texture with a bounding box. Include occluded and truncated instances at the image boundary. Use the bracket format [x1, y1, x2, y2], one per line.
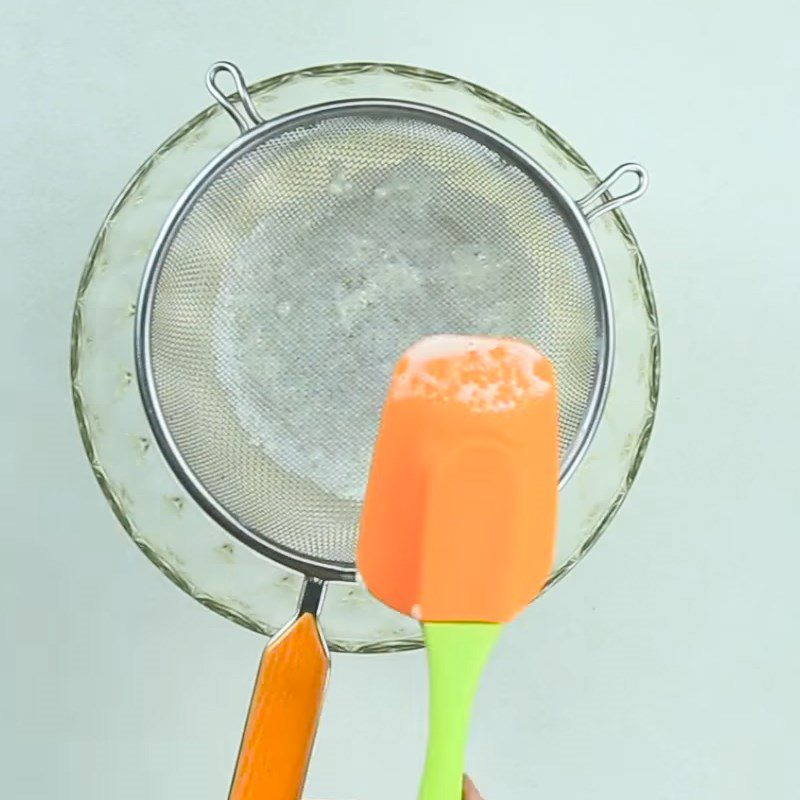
[144, 106, 605, 570]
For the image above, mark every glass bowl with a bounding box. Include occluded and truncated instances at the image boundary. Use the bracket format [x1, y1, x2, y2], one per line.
[71, 62, 659, 653]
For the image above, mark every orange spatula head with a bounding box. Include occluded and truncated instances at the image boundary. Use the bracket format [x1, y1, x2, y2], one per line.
[357, 334, 559, 624]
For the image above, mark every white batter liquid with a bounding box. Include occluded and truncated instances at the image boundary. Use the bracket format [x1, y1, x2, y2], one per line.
[211, 157, 563, 500]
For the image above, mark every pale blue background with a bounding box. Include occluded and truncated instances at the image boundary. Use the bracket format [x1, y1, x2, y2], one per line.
[2, 1, 798, 797]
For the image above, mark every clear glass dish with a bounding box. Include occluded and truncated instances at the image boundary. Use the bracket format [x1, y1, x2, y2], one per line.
[71, 62, 659, 653]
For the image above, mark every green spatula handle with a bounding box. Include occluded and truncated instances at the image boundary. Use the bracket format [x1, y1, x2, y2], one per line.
[419, 622, 502, 800]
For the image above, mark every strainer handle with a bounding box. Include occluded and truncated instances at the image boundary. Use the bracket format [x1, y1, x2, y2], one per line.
[228, 579, 329, 800]
[577, 163, 648, 223]
[207, 62, 264, 134]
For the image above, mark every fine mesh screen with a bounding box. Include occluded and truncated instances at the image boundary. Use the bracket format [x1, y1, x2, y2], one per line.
[146, 108, 605, 569]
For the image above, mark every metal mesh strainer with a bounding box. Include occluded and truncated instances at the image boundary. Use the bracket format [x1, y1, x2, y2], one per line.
[135, 62, 647, 581]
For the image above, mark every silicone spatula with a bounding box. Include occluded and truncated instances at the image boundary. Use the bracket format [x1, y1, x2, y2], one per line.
[358, 335, 559, 800]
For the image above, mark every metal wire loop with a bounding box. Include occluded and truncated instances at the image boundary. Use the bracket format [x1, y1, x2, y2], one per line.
[578, 163, 648, 223]
[206, 61, 264, 133]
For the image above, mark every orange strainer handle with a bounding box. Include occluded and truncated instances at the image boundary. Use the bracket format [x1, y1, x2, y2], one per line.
[228, 581, 329, 800]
